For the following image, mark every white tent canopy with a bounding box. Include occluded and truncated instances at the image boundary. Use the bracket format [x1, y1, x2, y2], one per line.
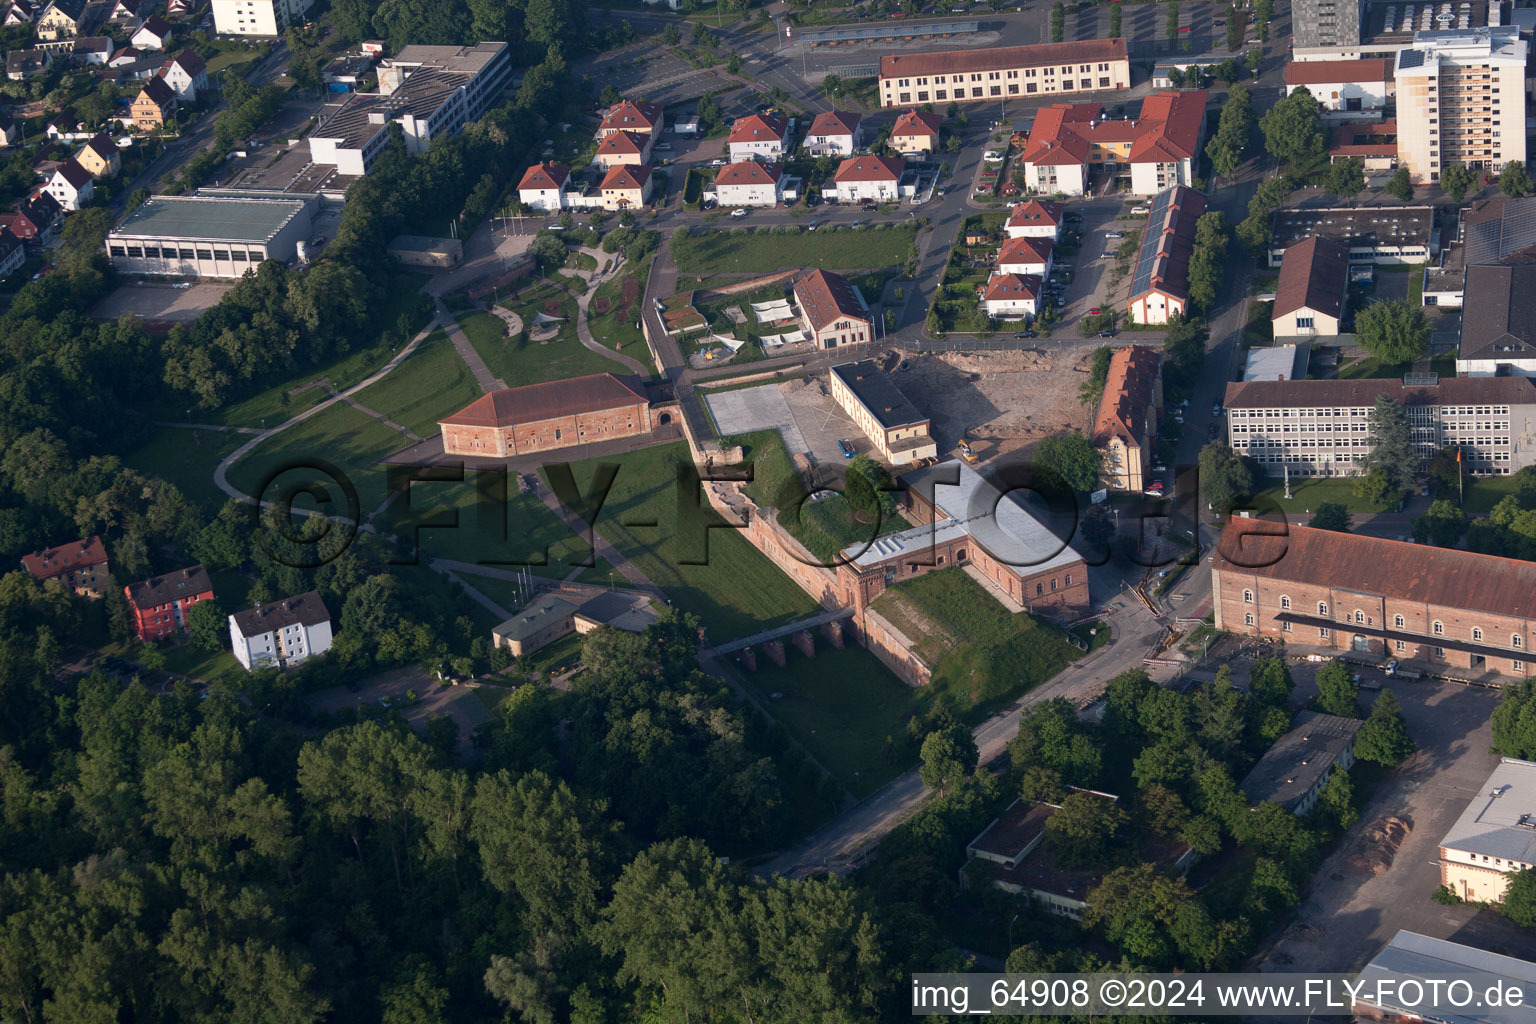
[750, 299, 795, 322]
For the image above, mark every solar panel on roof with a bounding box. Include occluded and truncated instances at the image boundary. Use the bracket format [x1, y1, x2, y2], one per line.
[1399, 49, 1427, 67]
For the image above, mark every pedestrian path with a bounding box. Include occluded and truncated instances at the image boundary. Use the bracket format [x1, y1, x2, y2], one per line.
[435, 300, 507, 393]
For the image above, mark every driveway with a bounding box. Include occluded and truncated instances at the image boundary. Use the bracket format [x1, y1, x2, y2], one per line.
[309, 665, 499, 759]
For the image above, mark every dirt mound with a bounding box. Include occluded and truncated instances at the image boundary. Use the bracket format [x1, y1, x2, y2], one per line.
[592, 296, 611, 315]
[542, 299, 562, 316]
[1345, 816, 1412, 876]
[937, 349, 1054, 374]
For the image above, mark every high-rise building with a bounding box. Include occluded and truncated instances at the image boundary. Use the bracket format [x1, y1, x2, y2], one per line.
[1394, 27, 1528, 184]
[211, 0, 313, 37]
[1292, 0, 1365, 49]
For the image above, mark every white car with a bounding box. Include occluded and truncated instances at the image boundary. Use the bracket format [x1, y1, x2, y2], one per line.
[731, 208, 748, 218]
[711, 158, 727, 167]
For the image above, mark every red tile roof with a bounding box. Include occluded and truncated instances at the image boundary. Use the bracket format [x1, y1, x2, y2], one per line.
[1006, 200, 1064, 231]
[441, 374, 650, 428]
[833, 154, 903, 183]
[881, 38, 1127, 79]
[891, 108, 942, 139]
[998, 235, 1054, 267]
[1092, 345, 1161, 447]
[1214, 520, 1536, 621]
[794, 269, 869, 330]
[1273, 235, 1350, 319]
[715, 160, 781, 186]
[517, 161, 569, 191]
[1329, 119, 1397, 158]
[599, 99, 661, 134]
[1021, 92, 1206, 166]
[983, 272, 1040, 301]
[21, 535, 106, 580]
[807, 109, 860, 137]
[1284, 57, 1392, 87]
[1128, 90, 1206, 162]
[728, 112, 787, 144]
[596, 130, 648, 158]
[600, 163, 650, 190]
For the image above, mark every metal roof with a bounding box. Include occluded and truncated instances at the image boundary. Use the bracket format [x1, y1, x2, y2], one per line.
[1440, 758, 1536, 865]
[1239, 710, 1360, 809]
[1357, 931, 1536, 1024]
[800, 17, 978, 43]
[111, 195, 308, 242]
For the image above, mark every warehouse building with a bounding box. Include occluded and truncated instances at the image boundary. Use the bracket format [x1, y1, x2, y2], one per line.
[105, 192, 317, 277]
[829, 359, 937, 466]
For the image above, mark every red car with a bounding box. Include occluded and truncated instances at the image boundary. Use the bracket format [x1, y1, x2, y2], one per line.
[1088, 307, 1102, 315]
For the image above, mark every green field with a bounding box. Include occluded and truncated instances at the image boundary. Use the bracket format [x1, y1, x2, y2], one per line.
[1462, 474, 1528, 515]
[460, 304, 619, 388]
[353, 329, 481, 438]
[226, 401, 414, 514]
[160, 644, 249, 687]
[870, 568, 1080, 713]
[125, 427, 247, 512]
[1336, 352, 1456, 380]
[672, 224, 918, 273]
[559, 443, 818, 641]
[1249, 477, 1399, 515]
[586, 255, 654, 362]
[731, 645, 918, 798]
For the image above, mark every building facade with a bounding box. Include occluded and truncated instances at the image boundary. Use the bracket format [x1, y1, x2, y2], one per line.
[1224, 375, 1536, 478]
[878, 38, 1129, 107]
[981, 272, 1040, 319]
[438, 373, 653, 457]
[20, 535, 108, 598]
[713, 160, 782, 207]
[829, 360, 938, 466]
[1092, 345, 1162, 492]
[212, 0, 314, 36]
[515, 161, 569, 212]
[591, 129, 652, 170]
[1290, 0, 1362, 49]
[829, 154, 903, 203]
[124, 564, 213, 642]
[228, 591, 333, 670]
[1126, 185, 1206, 325]
[1283, 58, 1393, 115]
[801, 109, 861, 157]
[997, 234, 1053, 275]
[597, 163, 651, 210]
[1213, 519, 1536, 679]
[1271, 235, 1350, 340]
[1004, 199, 1063, 239]
[1017, 92, 1207, 198]
[106, 193, 317, 278]
[794, 268, 872, 350]
[727, 113, 788, 163]
[1439, 758, 1536, 904]
[889, 108, 941, 154]
[1394, 28, 1528, 185]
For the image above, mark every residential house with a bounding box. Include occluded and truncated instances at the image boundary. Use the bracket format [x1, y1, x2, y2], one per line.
[70, 36, 113, 64]
[46, 159, 94, 210]
[228, 591, 334, 670]
[1272, 236, 1349, 340]
[0, 225, 23, 279]
[1240, 709, 1361, 815]
[1091, 345, 1161, 492]
[131, 14, 171, 49]
[800, 109, 861, 157]
[108, 0, 139, 22]
[1126, 185, 1206, 325]
[45, 107, 81, 138]
[6, 47, 51, 79]
[598, 163, 651, 210]
[981, 272, 1040, 319]
[1003, 199, 1063, 239]
[1283, 58, 1393, 117]
[20, 534, 108, 597]
[165, 0, 192, 18]
[36, 0, 87, 39]
[828, 359, 937, 466]
[4, 191, 62, 243]
[996, 234, 1054, 276]
[727, 113, 788, 163]
[713, 160, 782, 207]
[515, 161, 569, 212]
[889, 108, 941, 155]
[158, 49, 207, 101]
[592, 129, 653, 170]
[794, 268, 872, 350]
[1016, 91, 1206, 197]
[4, 0, 34, 24]
[1439, 758, 1536, 904]
[131, 75, 177, 128]
[829, 153, 903, 203]
[879, 38, 1130, 107]
[1213, 518, 1536, 678]
[123, 564, 214, 641]
[109, 45, 143, 66]
[438, 373, 653, 457]
[75, 131, 120, 178]
[596, 99, 661, 138]
[0, 111, 18, 147]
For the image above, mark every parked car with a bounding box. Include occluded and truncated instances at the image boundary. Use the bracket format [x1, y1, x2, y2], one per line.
[862, 202, 878, 212]
[1146, 480, 1166, 494]
[731, 208, 749, 218]
[1151, 463, 1167, 473]
[1088, 307, 1102, 315]
[655, 141, 673, 151]
[1014, 330, 1036, 338]
[711, 157, 727, 166]
[1105, 230, 1124, 239]
[1130, 205, 1149, 215]
[838, 439, 856, 458]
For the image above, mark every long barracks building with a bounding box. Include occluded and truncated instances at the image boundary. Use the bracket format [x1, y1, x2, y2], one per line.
[878, 38, 1129, 108]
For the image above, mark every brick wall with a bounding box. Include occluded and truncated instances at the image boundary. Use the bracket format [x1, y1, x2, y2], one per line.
[442, 401, 651, 457]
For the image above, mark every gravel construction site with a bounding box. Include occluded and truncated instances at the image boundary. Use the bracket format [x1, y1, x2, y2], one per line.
[896, 346, 1100, 463]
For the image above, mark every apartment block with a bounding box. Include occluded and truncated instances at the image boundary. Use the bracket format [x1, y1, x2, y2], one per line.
[211, 0, 313, 37]
[1394, 28, 1527, 185]
[1291, 0, 1364, 49]
[878, 38, 1128, 108]
[228, 591, 333, 671]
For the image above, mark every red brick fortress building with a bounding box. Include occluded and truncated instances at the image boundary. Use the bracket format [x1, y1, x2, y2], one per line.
[438, 373, 654, 457]
[1213, 519, 1536, 680]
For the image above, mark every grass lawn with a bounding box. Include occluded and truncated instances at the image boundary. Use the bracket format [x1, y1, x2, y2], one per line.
[125, 427, 247, 512]
[1462, 474, 1526, 515]
[870, 568, 1080, 715]
[226, 401, 414, 514]
[160, 643, 249, 687]
[1250, 477, 1397, 515]
[1336, 352, 1456, 380]
[587, 255, 654, 362]
[672, 224, 917, 273]
[205, 50, 257, 74]
[732, 645, 917, 798]
[353, 329, 481, 438]
[460, 304, 618, 387]
[557, 442, 818, 641]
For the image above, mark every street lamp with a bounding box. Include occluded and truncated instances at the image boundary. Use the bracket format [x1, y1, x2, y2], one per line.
[1008, 912, 1021, 952]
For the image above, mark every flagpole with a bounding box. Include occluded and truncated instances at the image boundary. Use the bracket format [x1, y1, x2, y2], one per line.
[1458, 447, 1463, 505]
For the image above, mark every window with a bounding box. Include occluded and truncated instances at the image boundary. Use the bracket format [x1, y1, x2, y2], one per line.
[1282, 621, 1292, 632]
[1516, 634, 1524, 649]
[1473, 627, 1484, 642]
[1280, 595, 1291, 609]
[1394, 614, 1405, 628]
[1036, 582, 1043, 596]
[1354, 610, 1365, 623]
[1517, 660, 1526, 673]
[1245, 612, 1255, 626]
[1320, 627, 1331, 639]
[1318, 602, 1329, 616]
[1243, 589, 1254, 604]
[1435, 646, 1447, 658]
[1051, 579, 1057, 591]
[1395, 640, 1407, 652]
[1433, 621, 1444, 635]
[1064, 574, 1071, 585]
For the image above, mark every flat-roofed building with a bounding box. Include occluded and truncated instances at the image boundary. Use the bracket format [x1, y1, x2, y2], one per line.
[1355, 931, 1536, 1024]
[1240, 709, 1361, 815]
[878, 38, 1129, 108]
[212, 0, 313, 37]
[386, 234, 462, 267]
[106, 193, 317, 277]
[1394, 28, 1528, 185]
[1224, 375, 1536, 478]
[1092, 345, 1162, 492]
[829, 359, 937, 466]
[228, 591, 332, 670]
[492, 588, 659, 656]
[1272, 236, 1350, 339]
[1126, 185, 1206, 324]
[1439, 758, 1536, 904]
[1329, 119, 1398, 170]
[1267, 204, 1436, 267]
[1212, 519, 1536, 678]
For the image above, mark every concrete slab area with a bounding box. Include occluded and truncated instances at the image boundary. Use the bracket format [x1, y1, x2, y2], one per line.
[91, 280, 235, 323]
[705, 383, 810, 455]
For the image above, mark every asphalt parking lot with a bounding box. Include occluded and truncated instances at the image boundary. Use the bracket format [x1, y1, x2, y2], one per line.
[91, 281, 235, 323]
[1047, 197, 1145, 329]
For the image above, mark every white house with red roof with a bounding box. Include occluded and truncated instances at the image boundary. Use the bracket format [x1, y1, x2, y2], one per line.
[713, 160, 782, 207]
[599, 164, 652, 211]
[794, 268, 873, 349]
[829, 154, 904, 203]
[517, 162, 570, 212]
[727, 113, 789, 163]
[997, 235, 1054, 276]
[801, 109, 862, 157]
[1003, 200, 1063, 240]
[597, 100, 662, 138]
[982, 273, 1041, 319]
[890, 108, 942, 155]
[592, 129, 653, 171]
[1017, 92, 1206, 197]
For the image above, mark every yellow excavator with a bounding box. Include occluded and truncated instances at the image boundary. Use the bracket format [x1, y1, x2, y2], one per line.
[956, 440, 979, 465]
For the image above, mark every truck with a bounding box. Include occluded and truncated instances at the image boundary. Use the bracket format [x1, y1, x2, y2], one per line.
[1384, 659, 1422, 680]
